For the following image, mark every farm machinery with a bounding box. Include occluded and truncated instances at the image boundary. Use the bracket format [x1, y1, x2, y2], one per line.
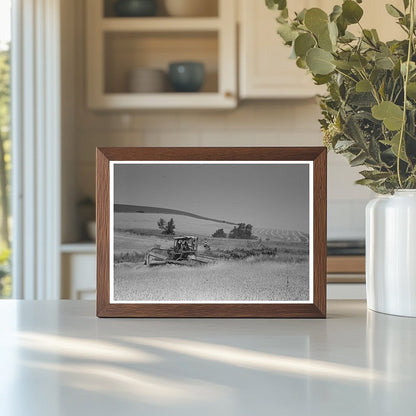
[144, 236, 215, 266]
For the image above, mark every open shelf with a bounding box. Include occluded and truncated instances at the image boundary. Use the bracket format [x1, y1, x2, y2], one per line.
[104, 31, 218, 94]
[101, 17, 221, 32]
[91, 93, 234, 109]
[87, 0, 236, 109]
[61, 243, 96, 254]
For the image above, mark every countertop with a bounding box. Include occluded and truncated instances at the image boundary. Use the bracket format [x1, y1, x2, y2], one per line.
[0, 300, 415, 415]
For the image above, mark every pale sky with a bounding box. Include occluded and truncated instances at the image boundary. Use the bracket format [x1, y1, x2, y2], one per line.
[0, 0, 11, 49]
[114, 163, 310, 232]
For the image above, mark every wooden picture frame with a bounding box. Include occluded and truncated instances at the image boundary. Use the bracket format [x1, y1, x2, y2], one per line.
[96, 147, 327, 318]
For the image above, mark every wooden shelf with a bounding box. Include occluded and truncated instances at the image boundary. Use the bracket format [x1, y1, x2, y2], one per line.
[101, 17, 221, 32]
[327, 256, 365, 274]
[89, 92, 235, 110]
[327, 256, 365, 284]
[61, 242, 96, 254]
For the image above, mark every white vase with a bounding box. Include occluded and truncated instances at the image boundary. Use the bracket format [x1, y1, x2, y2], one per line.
[366, 190, 416, 317]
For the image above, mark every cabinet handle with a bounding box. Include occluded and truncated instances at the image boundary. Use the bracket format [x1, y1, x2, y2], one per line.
[225, 91, 234, 99]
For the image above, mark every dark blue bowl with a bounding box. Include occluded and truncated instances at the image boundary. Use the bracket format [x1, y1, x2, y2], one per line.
[168, 62, 205, 93]
[114, 0, 158, 17]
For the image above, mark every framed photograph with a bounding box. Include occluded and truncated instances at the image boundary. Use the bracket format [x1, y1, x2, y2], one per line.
[96, 147, 327, 318]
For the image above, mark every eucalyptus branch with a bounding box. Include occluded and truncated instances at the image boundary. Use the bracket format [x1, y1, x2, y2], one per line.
[358, 69, 381, 104]
[397, 0, 415, 188]
[334, 68, 358, 84]
[267, 0, 416, 193]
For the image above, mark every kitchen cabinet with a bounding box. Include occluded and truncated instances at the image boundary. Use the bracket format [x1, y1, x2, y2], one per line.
[239, 0, 325, 99]
[86, 0, 237, 109]
[61, 245, 96, 300]
[238, 0, 404, 99]
[327, 256, 366, 299]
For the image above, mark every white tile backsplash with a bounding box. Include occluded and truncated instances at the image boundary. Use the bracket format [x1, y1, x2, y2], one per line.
[328, 199, 368, 240]
[74, 100, 370, 239]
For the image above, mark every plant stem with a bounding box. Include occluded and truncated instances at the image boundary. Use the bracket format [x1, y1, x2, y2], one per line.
[334, 68, 358, 84]
[397, 0, 415, 188]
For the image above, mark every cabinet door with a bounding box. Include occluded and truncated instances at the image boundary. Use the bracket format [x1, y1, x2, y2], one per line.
[238, 0, 403, 99]
[239, 0, 326, 99]
[62, 253, 96, 300]
[358, 0, 404, 41]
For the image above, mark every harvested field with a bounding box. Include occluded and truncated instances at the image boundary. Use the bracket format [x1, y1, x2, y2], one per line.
[114, 261, 309, 302]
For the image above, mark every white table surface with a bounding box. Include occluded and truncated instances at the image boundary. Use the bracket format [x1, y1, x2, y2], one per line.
[0, 300, 415, 416]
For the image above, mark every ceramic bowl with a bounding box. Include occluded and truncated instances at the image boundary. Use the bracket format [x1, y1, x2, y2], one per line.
[114, 0, 158, 17]
[164, 0, 217, 17]
[128, 68, 167, 93]
[168, 62, 205, 92]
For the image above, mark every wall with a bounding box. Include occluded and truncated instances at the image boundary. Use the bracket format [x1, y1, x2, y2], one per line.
[62, 0, 374, 243]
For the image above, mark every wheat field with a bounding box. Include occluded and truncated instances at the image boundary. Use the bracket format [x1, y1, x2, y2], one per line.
[113, 212, 310, 302]
[114, 260, 309, 302]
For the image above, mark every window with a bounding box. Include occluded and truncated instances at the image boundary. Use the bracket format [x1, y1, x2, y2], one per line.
[0, 0, 11, 298]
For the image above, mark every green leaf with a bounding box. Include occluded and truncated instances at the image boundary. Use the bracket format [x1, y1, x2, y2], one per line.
[360, 170, 392, 181]
[369, 136, 382, 163]
[350, 54, 368, 70]
[372, 101, 404, 131]
[277, 23, 298, 43]
[296, 8, 307, 23]
[334, 139, 355, 151]
[375, 55, 395, 70]
[342, 0, 364, 24]
[407, 82, 416, 99]
[294, 33, 316, 58]
[403, 0, 410, 10]
[371, 29, 380, 42]
[296, 57, 308, 69]
[350, 152, 367, 167]
[328, 21, 338, 45]
[384, 132, 409, 162]
[330, 5, 342, 22]
[318, 27, 334, 52]
[355, 178, 377, 186]
[333, 60, 353, 70]
[339, 31, 356, 43]
[348, 92, 377, 107]
[344, 114, 367, 147]
[336, 15, 348, 36]
[401, 61, 416, 76]
[306, 48, 335, 75]
[363, 29, 376, 46]
[313, 74, 332, 85]
[304, 8, 329, 35]
[266, 0, 287, 11]
[356, 79, 372, 92]
[385, 4, 404, 18]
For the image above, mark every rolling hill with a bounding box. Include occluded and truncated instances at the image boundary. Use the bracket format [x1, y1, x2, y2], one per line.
[114, 204, 238, 226]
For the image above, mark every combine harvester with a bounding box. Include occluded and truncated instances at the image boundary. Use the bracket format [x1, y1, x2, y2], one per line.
[144, 236, 215, 266]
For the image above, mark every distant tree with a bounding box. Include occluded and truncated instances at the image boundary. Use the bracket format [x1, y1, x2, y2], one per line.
[0, 46, 10, 248]
[229, 223, 253, 239]
[157, 218, 166, 231]
[212, 228, 227, 238]
[157, 218, 175, 235]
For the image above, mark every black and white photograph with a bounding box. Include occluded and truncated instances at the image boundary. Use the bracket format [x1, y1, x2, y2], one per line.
[110, 162, 313, 303]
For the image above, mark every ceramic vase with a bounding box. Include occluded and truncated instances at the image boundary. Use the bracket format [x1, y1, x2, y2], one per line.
[366, 190, 416, 317]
